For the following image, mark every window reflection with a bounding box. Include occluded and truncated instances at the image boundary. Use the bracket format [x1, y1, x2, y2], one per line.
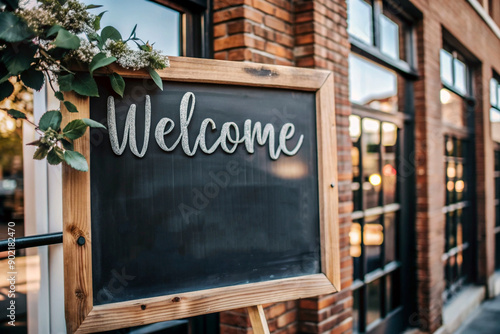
[380, 14, 399, 60]
[491, 78, 498, 107]
[440, 49, 453, 87]
[365, 215, 382, 272]
[382, 122, 397, 204]
[349, 55, 398, 112]
[363, 118, 381, 209]
[81, 0, 181, 56]
[347, 0, 373, 45]
[441, 88, 465, 128]
[367, 279, 381, 326]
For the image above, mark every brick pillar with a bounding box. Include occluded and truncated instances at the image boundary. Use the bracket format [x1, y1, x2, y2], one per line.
[294, 0, 353, 333]
[214, 0, 353, 333]
[412, 13, 445, 333]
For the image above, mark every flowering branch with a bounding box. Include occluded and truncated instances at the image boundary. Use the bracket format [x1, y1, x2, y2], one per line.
[0, 0, 170, 171]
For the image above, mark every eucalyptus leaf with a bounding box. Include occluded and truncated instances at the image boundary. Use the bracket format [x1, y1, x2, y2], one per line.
[89, 53, 116, 74]
[93, 11, 107, 31]
[46, 24, 63, 37]
[63, 101, 78, 113]
[61, 138, 73, 151]
[83, 118, 106, 129]
[85, 4, 102, 9]
[148, 67, 163, 91]
[127, 24, 137, 40]
[72, 72, 99, 97]
[0, 0, 19, 10]
[55, 91, 64, 101]
[0, 81, 14, 101]
[39, 110, 62, 131]
[63, 119, 88, 140]
[2, 42, 37, 75]
[0, 12, 33, 42]
[21, 66, 45, 91]
[47, 147, 65, 165]
[7, 109, 26, 119]
[101, 26, 122, 42]
[108, 72, 125, 97]
[58, 73, 74, 92]
[33, 145, 50, 160]
[64, 150, 88, 171]
[53, 29, 81, 50]
[26, 139, 41, 146]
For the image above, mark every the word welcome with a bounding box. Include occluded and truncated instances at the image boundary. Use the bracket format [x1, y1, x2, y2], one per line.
[107, 92, 304, 159]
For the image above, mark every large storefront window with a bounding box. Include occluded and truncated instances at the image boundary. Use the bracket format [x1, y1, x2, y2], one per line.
[440, 46, 474, 302]
[490, 76, 500, 269]
[0, 1, 213, 333]
[347, 0, 417, 332]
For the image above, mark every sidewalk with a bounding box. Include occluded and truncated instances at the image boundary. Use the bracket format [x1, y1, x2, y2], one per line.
[455, 294, 500, 333]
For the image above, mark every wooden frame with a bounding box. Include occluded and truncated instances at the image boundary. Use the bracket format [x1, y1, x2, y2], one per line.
[62, 57, 340, 333]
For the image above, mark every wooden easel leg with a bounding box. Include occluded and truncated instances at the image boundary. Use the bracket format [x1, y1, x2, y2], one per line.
[247, 305, 270, 334]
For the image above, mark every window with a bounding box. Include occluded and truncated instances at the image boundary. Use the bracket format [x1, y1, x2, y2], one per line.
[0, 1, 213, 333]
[490, 77, 500, 143]
[348, 1, 417, 332]
[495, 150, 500, 270]
[440, 45, 474, 302]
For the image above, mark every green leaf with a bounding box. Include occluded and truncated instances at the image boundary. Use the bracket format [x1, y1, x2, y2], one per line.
[39, 110, 62, 131]
[46, 24, 63, 37]
[33, 145, 50, 160]
[61, 138, 73, 150]
[83, 118, 106, 129]
[85, 4, 103, 9]
[56, 0, 67, 5]
[127, 24, 137, 40]
[63, 119, 88, 140]
[47, 146, 65, 165]
[7, 109, 26, 119]
[63, 101, 78, 113]
[0, 62, 10, 84]
[2, 42, 37, 74]
[57, 73, 74, 92]
[101, 26, 122, 42]
[72, 72, 99, 97]
[26, 139, 41, 146]
[89, 52, 116, 74]
[53, 29, 81, 50]
[0, 81, 14, 101]
[64, 150, 88, 171]
[93, 11, 107, 31]
[108, 72, 125, 97]
[55, 91, 64, 101]
[0, 12, 33, 42]
[20, 66, 45, 90]
[148, 67, 163, 91]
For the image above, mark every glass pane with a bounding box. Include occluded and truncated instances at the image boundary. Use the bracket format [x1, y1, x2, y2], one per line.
[349, 54, 398, 113]
[350, 115, 362, 142]
[441, 88, 465, 128]
[446, 211, 456, 251]
[363, 119, 381, 209]
[367, 279, 382, 326]
[350, 221, 362, 280]
[491, 108, 500, 142]
[382, 122, 397, 204]
[454, 59, 467, 95]
[496, 232, 500, 270]
[380, 15, 399, 60]
[353, 288, 360, 333]
[440, 49, 453, 86]
[384, 212, 396, 264]
[347, 0, 373, 45]
[365, 215, 383, 273]
[386, 271, 401, 313]
[81, 0, 181, 56]
[491, 78, 498, 107]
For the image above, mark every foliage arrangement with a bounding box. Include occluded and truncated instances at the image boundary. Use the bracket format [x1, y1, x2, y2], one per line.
[0, 0, 170, 171]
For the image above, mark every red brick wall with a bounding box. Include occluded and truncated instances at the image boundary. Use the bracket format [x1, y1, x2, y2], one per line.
[213, 0, 353, 333]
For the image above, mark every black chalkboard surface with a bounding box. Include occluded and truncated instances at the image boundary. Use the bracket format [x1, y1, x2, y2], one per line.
[89, 78, 320, 305]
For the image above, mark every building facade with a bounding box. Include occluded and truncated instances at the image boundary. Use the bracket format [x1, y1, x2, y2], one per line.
[2, 0, 500, 333]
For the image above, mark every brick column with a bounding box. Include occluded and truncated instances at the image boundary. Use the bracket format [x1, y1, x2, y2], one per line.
[214, 0, 353, 333]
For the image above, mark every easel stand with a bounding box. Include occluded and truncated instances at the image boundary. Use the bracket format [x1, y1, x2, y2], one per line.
[247, 305, 270, 334]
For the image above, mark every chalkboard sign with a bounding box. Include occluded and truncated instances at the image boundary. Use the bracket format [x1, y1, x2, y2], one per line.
[62, 57, 340, 333]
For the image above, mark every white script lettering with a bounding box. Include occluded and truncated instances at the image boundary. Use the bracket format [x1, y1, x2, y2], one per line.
[107, 93, 304, 159]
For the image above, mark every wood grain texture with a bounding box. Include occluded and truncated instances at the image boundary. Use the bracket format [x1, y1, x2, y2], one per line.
[75, 274, 334, 333]
[62, 91, 93, 333]
[99, 56, 331, 91]
[248, 305, 270, 334]
[62, 58, 340, 333]
[316, 73, 341, 289]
